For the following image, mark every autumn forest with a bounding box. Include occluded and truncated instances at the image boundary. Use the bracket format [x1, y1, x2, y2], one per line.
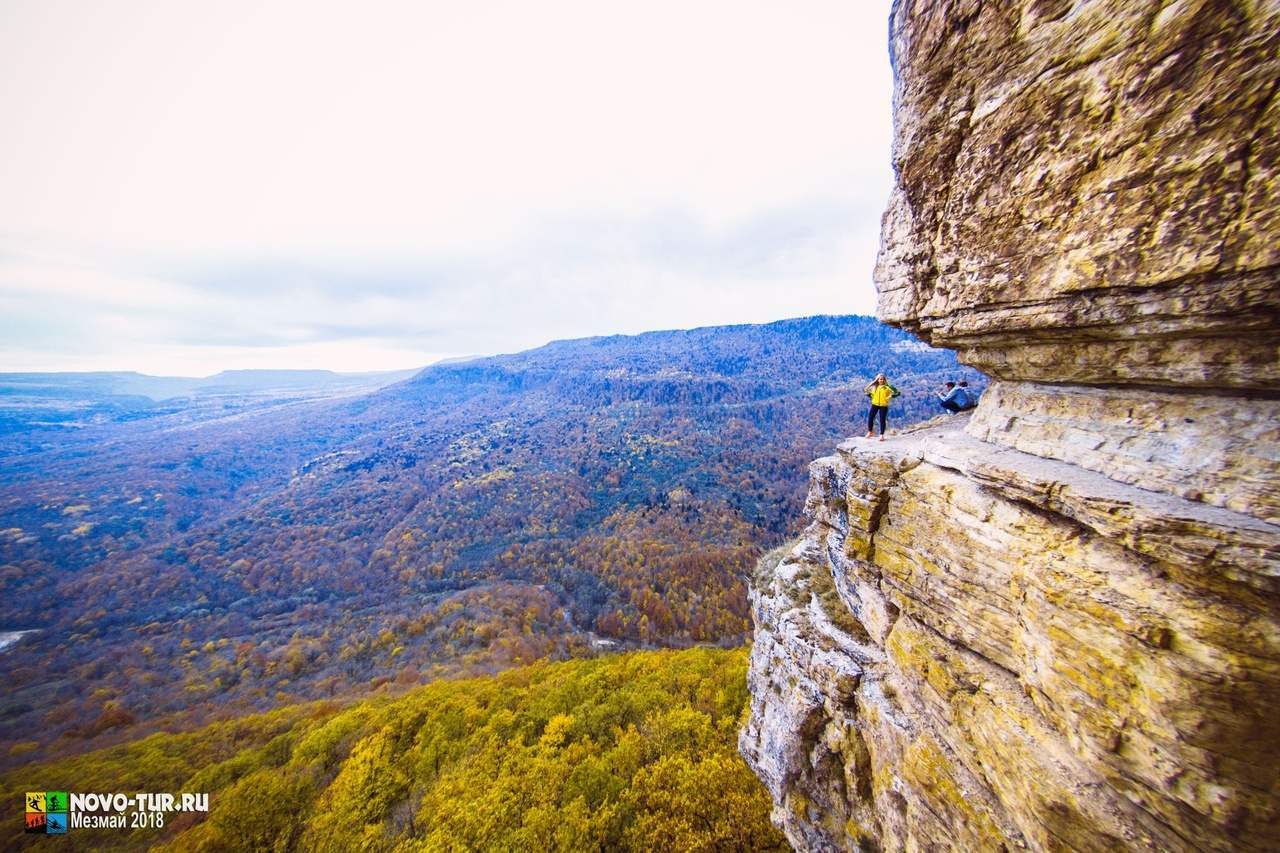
[0, 316, 978, 847]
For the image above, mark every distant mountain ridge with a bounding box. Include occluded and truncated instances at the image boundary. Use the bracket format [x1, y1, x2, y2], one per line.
[0, 367, 419, 401]
[0, 314, 983, 768]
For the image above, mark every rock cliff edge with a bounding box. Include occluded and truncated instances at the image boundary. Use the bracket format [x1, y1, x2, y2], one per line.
[739, 2, 1280, 850]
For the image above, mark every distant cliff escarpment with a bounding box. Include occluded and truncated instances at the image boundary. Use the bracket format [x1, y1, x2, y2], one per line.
[741, 2, 1280, 851]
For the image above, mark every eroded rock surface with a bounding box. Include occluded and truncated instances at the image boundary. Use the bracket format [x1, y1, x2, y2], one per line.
[967, 380, 1280, 524]
[741, 419, 1280, 850]
[741, 1, 1280, 850]
[874, 0, 1280, 388]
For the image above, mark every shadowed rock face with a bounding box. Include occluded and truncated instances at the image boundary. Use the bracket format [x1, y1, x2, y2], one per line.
[741, 1, 1280, 851]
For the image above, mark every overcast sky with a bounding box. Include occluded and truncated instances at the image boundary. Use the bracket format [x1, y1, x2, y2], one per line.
[0, 0, 894, 375]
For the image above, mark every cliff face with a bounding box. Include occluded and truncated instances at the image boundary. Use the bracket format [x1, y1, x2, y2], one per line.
[875, 0, 1280, 390]
[739, 2, 1280, 851]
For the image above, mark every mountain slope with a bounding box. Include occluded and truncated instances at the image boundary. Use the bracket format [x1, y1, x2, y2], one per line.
[1, 647, 786, 851]
[0, 315, 982, 766]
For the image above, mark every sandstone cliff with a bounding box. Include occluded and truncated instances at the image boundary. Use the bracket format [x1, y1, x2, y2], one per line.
[740, 1, 1280, 850]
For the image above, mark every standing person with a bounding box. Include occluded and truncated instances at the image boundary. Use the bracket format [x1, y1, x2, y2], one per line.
[864, 373, 899, 440]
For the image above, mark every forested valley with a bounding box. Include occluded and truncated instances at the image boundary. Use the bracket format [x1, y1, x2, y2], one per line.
[0, 315, 982, 769]
[2, 648, 787, 850]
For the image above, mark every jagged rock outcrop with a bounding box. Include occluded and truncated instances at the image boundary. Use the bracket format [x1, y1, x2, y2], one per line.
[740, 1, 1280, 851]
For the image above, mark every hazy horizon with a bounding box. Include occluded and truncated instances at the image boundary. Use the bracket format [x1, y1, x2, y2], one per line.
[2, 1, 894, 374]
[0, 311, 888, 378]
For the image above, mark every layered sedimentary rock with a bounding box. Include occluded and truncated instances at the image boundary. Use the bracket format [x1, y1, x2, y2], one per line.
[742, 417, 1279, 850]
[741, 1, 1280, 850]
[874, 0, 1280, 390]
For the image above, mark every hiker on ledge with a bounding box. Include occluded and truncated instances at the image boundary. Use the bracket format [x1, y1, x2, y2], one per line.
[864, 373, 899, 441]
[937, 381, 977, 413]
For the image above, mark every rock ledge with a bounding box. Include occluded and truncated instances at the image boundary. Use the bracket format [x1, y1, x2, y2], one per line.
[741, 417, 1280, 851]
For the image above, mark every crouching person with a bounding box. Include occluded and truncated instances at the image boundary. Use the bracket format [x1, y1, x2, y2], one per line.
[938, 381, 978, 413]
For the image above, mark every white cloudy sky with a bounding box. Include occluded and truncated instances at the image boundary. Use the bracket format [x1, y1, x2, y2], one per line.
[0, 0, 894, 375]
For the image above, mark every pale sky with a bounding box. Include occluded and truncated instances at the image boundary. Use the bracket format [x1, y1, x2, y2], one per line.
[0, 0, 894, 375]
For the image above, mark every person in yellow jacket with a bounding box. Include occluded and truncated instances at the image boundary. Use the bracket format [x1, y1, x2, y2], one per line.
[864, 373, 900, 440]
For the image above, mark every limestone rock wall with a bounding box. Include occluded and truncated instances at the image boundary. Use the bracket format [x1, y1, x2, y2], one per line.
[740, 1, 1280, 850]
[966, 380, 1280, 524]
[875, 0, 1280, 388]
[741, 419, 1279, 850]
